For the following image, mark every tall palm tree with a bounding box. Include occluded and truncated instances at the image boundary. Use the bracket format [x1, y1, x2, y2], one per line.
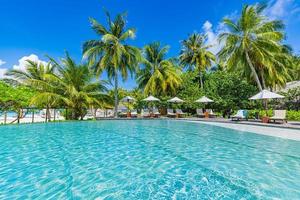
[83, 12, 141, 117]
[218, 3, 286, 91]
[30, 53, 109, 120]
[179, 33, 215, 88]
[137, 42, 182, 96]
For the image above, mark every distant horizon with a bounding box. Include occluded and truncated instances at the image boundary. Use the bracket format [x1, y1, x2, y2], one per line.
[1, 0, 300, 89]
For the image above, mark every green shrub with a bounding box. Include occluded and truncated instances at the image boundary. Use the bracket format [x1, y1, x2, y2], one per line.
[287, 111, 300, 121]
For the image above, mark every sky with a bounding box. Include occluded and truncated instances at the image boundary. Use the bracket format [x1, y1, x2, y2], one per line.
[0, 0, 299, 89]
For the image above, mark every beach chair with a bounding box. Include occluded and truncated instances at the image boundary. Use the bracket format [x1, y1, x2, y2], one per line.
[176, 109, 187, 118]
[196, 109, 205, 118]
[118, 109, 128, 118]
[207, 109, 217, 118]
[141, 109, 151, 118]
[269, 110, 287, 124]
[131, 110, 138, 118]
[231, 110, 248, 121]
[167, 109, 176, 118]
[152, 108, 161, 118]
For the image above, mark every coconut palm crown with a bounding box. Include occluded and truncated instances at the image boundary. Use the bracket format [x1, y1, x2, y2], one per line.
[179, 33, 215, 89]
[218, 3, 288, 91]
[137, 42, 182, 96]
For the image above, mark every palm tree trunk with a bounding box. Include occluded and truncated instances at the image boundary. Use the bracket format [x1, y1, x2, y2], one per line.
[245, 51, 263, 91]
[199, 71, 203, 89]
[114, 70, 119, 118]
[32, 109, 34, 123]
[4, 111, 7, 124]
[17, 109, 21, 124]
[260, 70, 266, 89]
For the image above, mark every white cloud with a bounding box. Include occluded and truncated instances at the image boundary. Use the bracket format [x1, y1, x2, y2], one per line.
[265, 0, 300, 20]
[202, 20, 226, 55]
[203, 21, 212, 31]
[0, 59, 6, 66]
[13, 54, 47, 72]
[0, 68, 8, 79]
[0, 59, 8, 79]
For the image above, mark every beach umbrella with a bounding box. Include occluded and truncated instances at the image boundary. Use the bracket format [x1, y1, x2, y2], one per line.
[167, 97, 184, 103]
[249, 89, 284, 109]
[143, 95, 160, 102]
[120, 96, 135, 114]
[121, 96, 136, 103]
[249, 90, 284, 100]
[143, 95, 160, 115]
[195, 96, 214, 113]
[195, 96, 214, 103]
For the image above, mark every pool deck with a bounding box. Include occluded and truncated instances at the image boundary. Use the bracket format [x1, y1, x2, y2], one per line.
[176, 118, 300, 141]
[95, 116, 300, 141]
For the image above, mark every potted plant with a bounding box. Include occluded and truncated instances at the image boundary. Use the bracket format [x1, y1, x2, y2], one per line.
[259, 110, 272, 123]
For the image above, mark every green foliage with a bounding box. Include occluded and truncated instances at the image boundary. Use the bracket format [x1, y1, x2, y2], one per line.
[0, 81, 35, 111]
[218, 3, 291, 90]
[38, 54, 109, 120]
[179, 33, 216, 88]
[136, 42, 182, 96]
[248, 109, 300, 121]
[177, 71, 204, 112]
[204, 71, 258, 115]
[287, 110, 300, 121]
[280, 87, 300, 111]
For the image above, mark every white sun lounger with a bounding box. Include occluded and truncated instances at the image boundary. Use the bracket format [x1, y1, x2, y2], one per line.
[231, 110, 248, 121]
[176, 109, 187, 118]
[269, 110, 287, 123]
[167, 109, 176, 117]
[207, 109, 217, 118]
[196, 109, 205, 118]
[141, 109, 151, 118]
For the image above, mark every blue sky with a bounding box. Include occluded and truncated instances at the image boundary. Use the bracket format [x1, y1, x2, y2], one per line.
[0, 0, 299, 88]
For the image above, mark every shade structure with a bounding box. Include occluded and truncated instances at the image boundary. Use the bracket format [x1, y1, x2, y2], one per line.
[143, 95, 160, 102]
[121, 96, 135, 103]
[249, 90, 284, 100]
[195, 96, 214, 103]
[167, 97, 184, 103]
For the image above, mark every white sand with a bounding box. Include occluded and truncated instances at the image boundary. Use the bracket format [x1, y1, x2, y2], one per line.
[0, 115, 65, 124]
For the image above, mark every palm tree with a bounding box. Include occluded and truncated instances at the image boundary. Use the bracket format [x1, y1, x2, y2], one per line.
[290, 56, 300, 81]
[179, 33, 215, 88]
[137, 42, 182, 96]
[6, 59, 55, 121]
[83, 12, 141, 117]
[6, 60, 55, 83]
[218, 3, 286, 91]
[30, 53, 109, 120]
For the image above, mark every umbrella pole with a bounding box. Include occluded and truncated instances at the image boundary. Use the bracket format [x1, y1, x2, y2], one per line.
[264, 99, 268, 110]
[32, 109, 34, 123]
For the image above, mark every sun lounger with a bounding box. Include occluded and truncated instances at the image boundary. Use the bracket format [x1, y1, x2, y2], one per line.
[118, 109, 128, 118]
[167, 109, 176, 117]
[141, 109, 151, 118]
[196, 109, 205, 118]
[231, 110, 248, 121]
[176, 109, 187, 118]
[269, 110, 287, 123]
[152, 108, 161, 118]
[131, 110, 138, 118]
[207, 109, 217, 118]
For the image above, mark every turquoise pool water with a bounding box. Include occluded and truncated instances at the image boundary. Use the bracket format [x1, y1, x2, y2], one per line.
[0, 120, 300, 199]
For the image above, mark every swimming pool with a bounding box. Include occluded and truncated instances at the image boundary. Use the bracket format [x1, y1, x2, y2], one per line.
[0, 120, 299, 199]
